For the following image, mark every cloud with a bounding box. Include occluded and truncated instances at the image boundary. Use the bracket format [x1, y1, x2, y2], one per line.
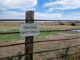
[0, 11, 62, 19]
[0, 0, 80, 20]
[44, 0, 80, 11]
[0, 0, 37, 10]
[0, 11, 80, 20]
[35, 12, 80, 20]
[35, 12, 62, 20]
[0, 11, 25, 19]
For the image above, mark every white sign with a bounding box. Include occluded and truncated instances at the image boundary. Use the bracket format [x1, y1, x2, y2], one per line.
[20, 23, 39, 37]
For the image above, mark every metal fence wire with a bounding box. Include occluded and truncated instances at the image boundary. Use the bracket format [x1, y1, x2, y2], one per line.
[0, 19, 80, 60]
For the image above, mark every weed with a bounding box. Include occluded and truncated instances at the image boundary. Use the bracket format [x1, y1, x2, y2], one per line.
[5, 52, 22, 60]
[56, 45, 70, 60]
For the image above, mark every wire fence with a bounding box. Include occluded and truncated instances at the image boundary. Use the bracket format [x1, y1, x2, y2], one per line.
[0, 19, 80, 60]
[0, 44, 80, 59]
[0, 19, 80, 21]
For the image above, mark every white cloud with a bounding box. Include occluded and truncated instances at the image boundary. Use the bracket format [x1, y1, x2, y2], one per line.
[0, 11, 25, 19]
[0, 0, 80, 20]
[0, 11, 62, 19]
[0, 11, 80, 20]
[35, 12, 62, 20]
[35, 12, 80, 20]
[44, 0, 80, 11]
[0, 0, 37, 10]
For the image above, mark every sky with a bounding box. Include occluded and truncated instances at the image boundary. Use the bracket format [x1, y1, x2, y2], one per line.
[0, 0, 80, 20]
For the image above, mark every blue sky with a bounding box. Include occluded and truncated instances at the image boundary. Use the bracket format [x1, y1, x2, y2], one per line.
[0, 0, 80, 20]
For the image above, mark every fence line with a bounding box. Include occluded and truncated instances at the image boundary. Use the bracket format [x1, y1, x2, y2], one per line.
[0, 19, 80, 22]
[0, 22, 80, 59]
[0, 37, 80, 48]
[0, 19, 25, 21]
[47, 52, 80, 60]
[0, 12, 80, 60]
[0, 44, 80, 59]
[0, 29, 80, 34]
[34, 37, 80, 43]
[33, 44, 80, 54]
[0, 42, 25, 48]
[0, 52, 80, 60]
[0, 32, 19, 34]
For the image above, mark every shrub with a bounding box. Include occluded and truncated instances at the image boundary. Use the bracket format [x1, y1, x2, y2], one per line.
[70, 23, 76, 26]
[59, 22, 64, 25]
[56, 46, 71, 60]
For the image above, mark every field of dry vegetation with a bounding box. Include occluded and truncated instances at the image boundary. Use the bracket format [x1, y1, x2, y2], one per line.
[0, 22, 80, 60]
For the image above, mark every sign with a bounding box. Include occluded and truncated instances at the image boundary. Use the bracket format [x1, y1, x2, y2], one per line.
[20, 23, 39, 37]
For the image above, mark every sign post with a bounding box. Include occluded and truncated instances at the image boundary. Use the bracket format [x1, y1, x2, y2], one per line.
[25, 11, 34, 60]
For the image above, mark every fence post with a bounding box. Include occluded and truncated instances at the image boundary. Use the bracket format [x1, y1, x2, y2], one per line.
[25, 11, 34, 60]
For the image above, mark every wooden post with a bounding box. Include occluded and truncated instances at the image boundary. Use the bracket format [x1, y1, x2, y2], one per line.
[25, 11, 34, 60]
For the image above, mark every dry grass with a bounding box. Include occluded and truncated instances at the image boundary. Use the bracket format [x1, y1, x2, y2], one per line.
[0, 23, 23, 31]
[0, 23, 80, 60]
[0, 23, 80, 30]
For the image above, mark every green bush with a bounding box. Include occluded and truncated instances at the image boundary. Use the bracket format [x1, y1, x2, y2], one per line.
[70, 23, 76, 26]
[59, 22, 64, 25]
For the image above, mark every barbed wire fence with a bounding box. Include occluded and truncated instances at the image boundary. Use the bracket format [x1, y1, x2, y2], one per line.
[0, 11, 80, 60]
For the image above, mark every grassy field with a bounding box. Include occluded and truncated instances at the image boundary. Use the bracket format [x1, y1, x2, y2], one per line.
[0, 23, 80, 60]
[0, 24, 80, 44]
